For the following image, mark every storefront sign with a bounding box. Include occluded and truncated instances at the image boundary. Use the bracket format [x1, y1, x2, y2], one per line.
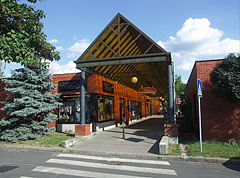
[102, 81, 114, 94]
[138, 87, 157, 95]
[58, 80, 81, 92]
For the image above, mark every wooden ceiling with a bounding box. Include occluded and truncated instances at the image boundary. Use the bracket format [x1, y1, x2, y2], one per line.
[75, 13, 170, 97]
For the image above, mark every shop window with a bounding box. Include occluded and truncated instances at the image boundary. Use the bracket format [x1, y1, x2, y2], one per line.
[97, 95, 114, 122]
[58, 94, 91, 124]
[59, 97, 80, 123]
[129, 100, 142, 120]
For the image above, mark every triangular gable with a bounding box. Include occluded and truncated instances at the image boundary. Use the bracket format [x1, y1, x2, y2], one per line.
[76, 13, 167, 62]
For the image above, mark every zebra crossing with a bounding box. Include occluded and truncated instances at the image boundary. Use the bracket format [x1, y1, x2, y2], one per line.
[21, 153, 177, 177]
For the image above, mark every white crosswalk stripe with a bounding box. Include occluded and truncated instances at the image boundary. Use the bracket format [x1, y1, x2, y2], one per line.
[33, 166, 151, 178]
[28, 153, 177, 177]
[46, 158, 176, 175]
[57, 153, 171, 165]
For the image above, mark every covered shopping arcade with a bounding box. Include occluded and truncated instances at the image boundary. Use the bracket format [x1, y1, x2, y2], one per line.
[74, 13, 175, 126]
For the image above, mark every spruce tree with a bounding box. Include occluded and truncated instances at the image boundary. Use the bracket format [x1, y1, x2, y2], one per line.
[0, 63, 61, 142]
[0, 61, 2, 79]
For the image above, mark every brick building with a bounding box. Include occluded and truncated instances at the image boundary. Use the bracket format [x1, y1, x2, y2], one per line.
[185, 59, 240, 142]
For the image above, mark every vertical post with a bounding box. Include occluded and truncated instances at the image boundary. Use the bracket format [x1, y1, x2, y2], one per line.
[198, 96, 202, 152]
[167, 54, 174, 124]
[172, 62, 176, 124]
[80, 69, 86, 125]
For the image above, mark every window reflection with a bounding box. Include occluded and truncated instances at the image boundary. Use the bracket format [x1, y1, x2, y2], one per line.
[129, 100, 142, 120]
[97, 95, 114, 122]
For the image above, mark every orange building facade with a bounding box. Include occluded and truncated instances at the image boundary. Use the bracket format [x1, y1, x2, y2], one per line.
[51, 73, 161, 132]
[0, 73, 161, 133]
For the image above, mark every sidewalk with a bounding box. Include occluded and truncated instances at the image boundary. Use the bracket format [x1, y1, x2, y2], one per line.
[0, 115, 239, 165]
[68, 115, 165, 158]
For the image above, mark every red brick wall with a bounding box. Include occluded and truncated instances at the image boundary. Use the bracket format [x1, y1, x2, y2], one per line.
[184, 64, 197, 135]
[185, 60, 240, 142]
[0, 80, 9, 120]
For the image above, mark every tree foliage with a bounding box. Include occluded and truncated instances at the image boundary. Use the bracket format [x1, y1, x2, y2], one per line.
[0, 0, 60, 66]
[210, 53, 240, 101]
[175, 74, 186, 98]
[0, 63, 61, 142]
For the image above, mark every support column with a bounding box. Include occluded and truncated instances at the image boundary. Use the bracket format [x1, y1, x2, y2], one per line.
[80, 69, 86, 125]
[165, 54, 178, 144]
[167, 54, 174, 124]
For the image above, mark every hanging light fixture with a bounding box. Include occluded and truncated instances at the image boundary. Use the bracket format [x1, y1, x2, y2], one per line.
[131, 76, 138, 83]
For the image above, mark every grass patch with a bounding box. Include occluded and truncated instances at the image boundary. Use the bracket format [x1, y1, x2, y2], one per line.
[166, 144, 181, 156]
[186, 141, 240, 159]
[0, 133, 74, 148]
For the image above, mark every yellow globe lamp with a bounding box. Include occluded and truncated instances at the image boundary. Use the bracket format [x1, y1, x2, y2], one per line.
[131, 76, 138, 83]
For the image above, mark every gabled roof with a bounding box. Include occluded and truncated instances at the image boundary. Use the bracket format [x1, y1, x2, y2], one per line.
[76, 13, 167, 62]
[75, 13, 170, 97]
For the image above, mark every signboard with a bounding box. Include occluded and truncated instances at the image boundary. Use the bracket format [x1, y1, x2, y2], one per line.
[138, 87, 157, 95]
[197, 78, 202, 98]
[197, 78, 203, 152]
[58, 80, 81, 92]
[102, 81, 114, 94]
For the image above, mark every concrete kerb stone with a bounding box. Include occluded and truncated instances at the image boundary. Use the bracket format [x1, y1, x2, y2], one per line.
[159, 136, 168, 154]
[61, 137, 83, 148]
[0, 144, 64, 153]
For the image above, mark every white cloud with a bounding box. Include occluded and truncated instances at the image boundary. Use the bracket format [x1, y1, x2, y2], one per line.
[157, 18, 240, 71]
[48, 39, 58, 44]
[67, 39, 90, 59]
[49, 61, 80, 74]
[55, 46, 64, 51]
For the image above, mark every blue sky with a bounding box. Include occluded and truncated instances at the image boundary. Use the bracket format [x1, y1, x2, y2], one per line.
[4, 0, 240, 82]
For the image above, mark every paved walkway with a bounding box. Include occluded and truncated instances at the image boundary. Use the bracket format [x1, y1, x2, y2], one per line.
[68, 115, 165, 157]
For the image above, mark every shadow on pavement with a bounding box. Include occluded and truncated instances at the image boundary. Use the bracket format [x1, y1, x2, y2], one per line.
[125, 138, 144, 143]
[148, 138, 162, 154]
[223, 158, 240, 172]
[112, 116, 165, 154]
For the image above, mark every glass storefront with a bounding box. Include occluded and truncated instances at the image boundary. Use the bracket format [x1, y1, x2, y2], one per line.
[58, 94, 114, 124]
[128, 100, 142, 120]
[97, 95, 114, 122]
[58, 94, 92, 124]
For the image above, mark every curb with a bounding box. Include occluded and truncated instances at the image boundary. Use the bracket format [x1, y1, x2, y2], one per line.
[0, 144, 239, 165]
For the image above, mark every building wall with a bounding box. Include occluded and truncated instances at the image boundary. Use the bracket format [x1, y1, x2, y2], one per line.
[0, 73, 161, 129]
[52, 73, 160, 127]
[185, 60, 240, 142]
[0, 80, 8, 119]
[184, 64, 198, 136]
[86, 74, 156, 124]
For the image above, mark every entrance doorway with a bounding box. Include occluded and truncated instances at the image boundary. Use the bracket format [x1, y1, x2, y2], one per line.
[119, 98, 125, 125]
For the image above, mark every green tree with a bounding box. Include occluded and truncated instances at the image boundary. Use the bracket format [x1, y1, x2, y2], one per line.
[175, 74, 186, 98]
[0, 0, 60, 66]
[210, 53, 240, 101]
[0, 63, 61, 142]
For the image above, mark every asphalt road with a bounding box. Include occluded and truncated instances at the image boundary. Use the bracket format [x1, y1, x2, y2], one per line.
[0, 148, 239, 178]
